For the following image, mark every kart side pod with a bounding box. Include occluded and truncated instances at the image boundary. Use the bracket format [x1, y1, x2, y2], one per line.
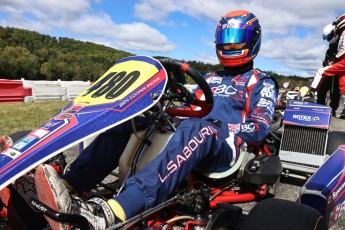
[242, 154, 283, 185]
[299, 145, 345, 228]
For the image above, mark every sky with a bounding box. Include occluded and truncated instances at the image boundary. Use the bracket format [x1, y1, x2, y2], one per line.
[0, 0, 343, 77]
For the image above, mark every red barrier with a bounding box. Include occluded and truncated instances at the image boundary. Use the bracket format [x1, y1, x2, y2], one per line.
[0, 79, 32, 102]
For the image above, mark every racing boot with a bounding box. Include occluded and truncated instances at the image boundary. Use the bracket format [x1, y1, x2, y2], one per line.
[35, 164, 117, 230]
[331, 109, 336, 117]
[337, 108, 345, 119]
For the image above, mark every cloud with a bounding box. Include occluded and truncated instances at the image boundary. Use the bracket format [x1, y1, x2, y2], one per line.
[0, 0, 175, 52]
[133, 0, 343, 75]
[260, 35, 327, 73]
[0, 0, 343, 76]
[195, 53, 218, 65]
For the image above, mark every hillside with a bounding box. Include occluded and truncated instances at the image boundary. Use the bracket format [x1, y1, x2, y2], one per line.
[0, 26, 133, 82]
[0, 26, 310, 87]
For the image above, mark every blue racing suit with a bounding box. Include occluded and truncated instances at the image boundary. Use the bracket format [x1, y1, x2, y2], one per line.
[62, 68, 278, 219]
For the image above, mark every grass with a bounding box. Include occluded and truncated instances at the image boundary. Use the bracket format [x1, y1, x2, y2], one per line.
[0, 101, 69, 136]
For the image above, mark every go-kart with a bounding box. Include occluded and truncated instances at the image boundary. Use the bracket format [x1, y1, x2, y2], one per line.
[277, 83, 316, 107]
[0, 56, 329, 229]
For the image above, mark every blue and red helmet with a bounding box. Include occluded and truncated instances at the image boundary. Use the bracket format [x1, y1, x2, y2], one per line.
[215, 10, 261, 67]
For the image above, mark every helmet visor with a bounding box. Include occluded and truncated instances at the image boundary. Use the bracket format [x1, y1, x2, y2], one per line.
[216, 24, 254, 45]
[323, 33, 333, 41]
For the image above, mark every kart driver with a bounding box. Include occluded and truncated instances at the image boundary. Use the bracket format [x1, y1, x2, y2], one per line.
[34, 10, 279, 229]
[311, 14, 345, 119]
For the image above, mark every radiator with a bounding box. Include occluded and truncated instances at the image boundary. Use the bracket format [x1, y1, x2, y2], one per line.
[279, 124, 328, 175]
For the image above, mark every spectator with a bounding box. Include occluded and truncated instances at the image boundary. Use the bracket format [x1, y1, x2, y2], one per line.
[311, 14, 345, 119]
[316, 23, 340, 117]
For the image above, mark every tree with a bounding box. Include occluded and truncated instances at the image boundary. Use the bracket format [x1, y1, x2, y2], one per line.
[0, 46, 39, 79]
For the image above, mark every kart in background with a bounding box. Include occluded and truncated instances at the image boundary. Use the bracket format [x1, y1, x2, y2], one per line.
[277, 83, 316, 107]
[0, 56, 334, 229]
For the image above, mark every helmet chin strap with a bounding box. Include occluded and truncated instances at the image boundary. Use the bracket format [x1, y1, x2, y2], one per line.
[223, 61, 254, 76]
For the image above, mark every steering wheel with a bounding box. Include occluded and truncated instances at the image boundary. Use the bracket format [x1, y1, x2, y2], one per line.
[159, 58, 213, 118]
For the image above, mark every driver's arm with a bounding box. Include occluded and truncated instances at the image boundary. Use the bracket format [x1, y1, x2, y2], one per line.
[237, 77, 278, 145]
[335, 30, 345, 61]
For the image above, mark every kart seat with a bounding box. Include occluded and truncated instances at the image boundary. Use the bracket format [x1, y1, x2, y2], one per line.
[118, 130, 255, 183]
[118, 130, 174, 183]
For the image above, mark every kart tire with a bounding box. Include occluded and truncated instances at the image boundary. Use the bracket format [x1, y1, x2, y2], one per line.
[240, 198, 327, 230]
[326, 131, 345, 156]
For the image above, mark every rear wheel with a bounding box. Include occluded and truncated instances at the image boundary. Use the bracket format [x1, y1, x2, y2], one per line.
[241, 198, 327, 230]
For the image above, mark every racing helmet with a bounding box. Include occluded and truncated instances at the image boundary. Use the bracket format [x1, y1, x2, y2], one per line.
[322, 24, 337, 44]
[333, 13, 345, 35]
[215, 10, 261, 67]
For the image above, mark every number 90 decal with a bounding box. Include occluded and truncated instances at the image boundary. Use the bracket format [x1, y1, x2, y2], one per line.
[74, 59, 162, 106]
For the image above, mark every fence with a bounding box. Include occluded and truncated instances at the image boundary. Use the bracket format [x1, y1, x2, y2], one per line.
[0, 79, 32, 102]
[0, 79, 92, 103]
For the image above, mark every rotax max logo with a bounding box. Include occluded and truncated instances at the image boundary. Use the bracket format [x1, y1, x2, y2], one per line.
[292, 114, 320, 122]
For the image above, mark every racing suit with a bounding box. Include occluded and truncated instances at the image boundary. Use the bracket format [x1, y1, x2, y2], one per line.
[311, 29, 345, 116]
[62, 63, 278, 219]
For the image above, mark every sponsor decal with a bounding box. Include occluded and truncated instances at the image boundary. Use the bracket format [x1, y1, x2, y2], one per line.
[43, 120, 60, 128]
[2, 148, 21, 159]
[228, 123, 240, 134]
[30, 199, 48, 213]
[260, 82, 276, 99]
[12, 135, 36, 150]
[257, 98, 274, 114]
[223, 18, 241, 29]
[119, 76, 161, 108]
[212, 84, 237, 97]
[159, 125, 217, 183]
[31, 129, 50, 138]
[55, 104, 85, 120]
[209, 76, 222, 84]
[232, 76, 246, 86]
[292, 101, 304, 105]
[292, 114, 320, 122]
[332, 181, 345, 202]
[241, 122, 259, 133]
